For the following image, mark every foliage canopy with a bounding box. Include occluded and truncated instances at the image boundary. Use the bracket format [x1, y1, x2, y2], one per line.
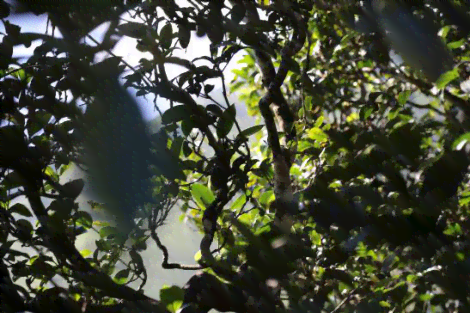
[1, 1, 470, 312]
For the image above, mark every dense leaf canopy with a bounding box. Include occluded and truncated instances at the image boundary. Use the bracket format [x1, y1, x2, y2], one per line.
[1, 1, 470, 312]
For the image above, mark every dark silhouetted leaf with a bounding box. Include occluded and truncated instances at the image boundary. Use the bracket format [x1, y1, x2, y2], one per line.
[204, 84, 214, 94]
[0, 0, 10, 19]
[216, 104, 236, 138]
[117, 22, 148, 39]
[160, 23, 173, 50]
[62, 179, 85, 200]
[162, 105, 190, 124]
[9, 203, 32, 217]
[238, 125, 264, 139]
[231, 3, 246, 25]
[178, 24, 191, 48]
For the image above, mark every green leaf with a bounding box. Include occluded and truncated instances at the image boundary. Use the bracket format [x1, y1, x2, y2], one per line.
[93, 220, 110, 227]
[80, 249, 92, 257]
[45, 166, 59, 182]
[162, 105, 190, 124]
[452, 132, 470, 150]
[114, 269, 130, 285]
[444, 223, 462, 235]
[307, 127, 328, 142]
[75, 211, 93, 229]
[346, 112, 359, 123]
[360, 107, 374, 120]
[191, 183, 215, 209]
[314, 116, 324, 128]
[379, 301, 391, 308]
[435, 68, 459, 89]
[160, 285, 184, 313]
[96, 239, 112, 251]
[447, 39, 465, 50]
[259, 190, 274, 206]
[238, 125, 264, 139]
[310, 230, 322, 246]
[9, 203, 32, 217]
[100, 226, 119, 238]
[357, 59, 373, 69]
[397, 90, 411, 105]
[406, 274, 418, 283]
[439, 25, 451, 40]
[230, 194, 246, 210]
[194, 250, 202, 262]
[178, 24, 191, 49]
[460, 195, 470, 207]
[59, 163, 72, 176]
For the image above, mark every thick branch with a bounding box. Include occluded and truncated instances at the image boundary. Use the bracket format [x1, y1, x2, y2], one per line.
[246, 1, 306, 221]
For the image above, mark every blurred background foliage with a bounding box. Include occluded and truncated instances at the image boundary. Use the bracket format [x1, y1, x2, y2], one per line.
[1, 0, 470, 312]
